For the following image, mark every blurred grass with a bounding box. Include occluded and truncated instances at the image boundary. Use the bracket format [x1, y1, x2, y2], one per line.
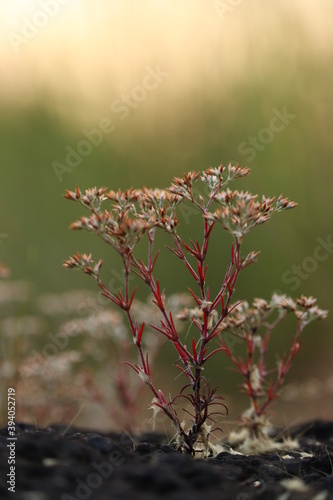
[0, 1, 332, 425]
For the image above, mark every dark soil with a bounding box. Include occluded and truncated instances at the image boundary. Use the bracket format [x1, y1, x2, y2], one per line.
[1, 420, 333, 499]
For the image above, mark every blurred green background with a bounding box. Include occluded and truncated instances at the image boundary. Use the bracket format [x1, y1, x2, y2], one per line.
[0, 0, 332, 427]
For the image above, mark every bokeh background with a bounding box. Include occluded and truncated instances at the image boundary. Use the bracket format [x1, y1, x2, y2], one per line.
[0, 0, 332, 431]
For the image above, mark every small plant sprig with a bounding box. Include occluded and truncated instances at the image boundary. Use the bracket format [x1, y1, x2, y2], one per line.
[64, 164, 327, 456]
[218, 294, 328, 453]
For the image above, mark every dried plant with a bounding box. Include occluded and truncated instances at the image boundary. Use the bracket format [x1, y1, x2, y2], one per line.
[55, 294, 189, 432]
[0, 276, 186, 429]
[17, 350, 84, 425]
[64, 163, 327, 456]
[0, 283, 91, 427]
[219, 294, 327, 453]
